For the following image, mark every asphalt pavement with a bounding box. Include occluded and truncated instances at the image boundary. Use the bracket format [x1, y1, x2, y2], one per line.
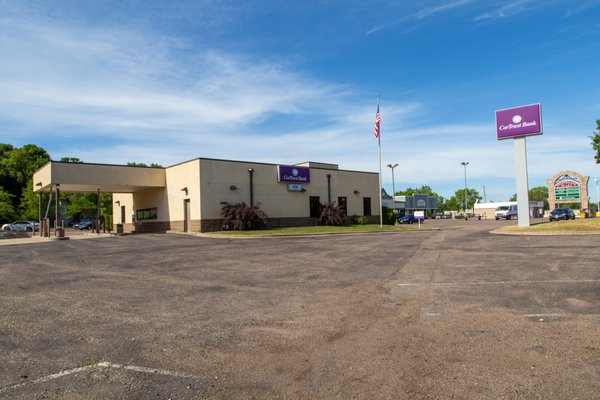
[1, 219, 599, 399]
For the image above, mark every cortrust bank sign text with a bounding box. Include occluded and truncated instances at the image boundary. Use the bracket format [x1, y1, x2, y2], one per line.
[496, 103, 543, 140]
[277, 165, 310, 183]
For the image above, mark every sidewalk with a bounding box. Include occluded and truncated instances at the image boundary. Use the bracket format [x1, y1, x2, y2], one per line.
[0, 232, 115, 246]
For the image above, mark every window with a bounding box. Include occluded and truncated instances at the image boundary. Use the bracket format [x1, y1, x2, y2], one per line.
[309, 196, 321, 218]
[363, 197, 371, 216]
[136, 208, 157, 221]
[338, 197, 347, 216]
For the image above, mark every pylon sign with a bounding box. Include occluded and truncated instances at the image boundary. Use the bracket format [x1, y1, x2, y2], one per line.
[496, 104, 542, 140]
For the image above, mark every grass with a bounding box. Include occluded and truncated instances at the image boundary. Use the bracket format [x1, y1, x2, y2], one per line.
[497, 218, 600, 233]
[212, 223, 431, 235]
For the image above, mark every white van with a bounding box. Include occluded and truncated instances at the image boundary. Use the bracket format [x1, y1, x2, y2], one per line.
[495, 205, 518, 220]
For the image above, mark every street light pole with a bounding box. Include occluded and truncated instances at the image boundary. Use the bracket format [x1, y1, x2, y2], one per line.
[387, 163, 398, 211]
[461, 161, 469, 219]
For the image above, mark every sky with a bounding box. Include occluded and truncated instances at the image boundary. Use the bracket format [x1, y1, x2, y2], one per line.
[1, 0, 600, 203]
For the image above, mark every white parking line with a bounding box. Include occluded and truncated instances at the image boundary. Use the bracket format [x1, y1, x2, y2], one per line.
[0, 365, 93, 394]
[97, 361, 196, 379]
[0, 360, 197, 394]
[398, 279, 600, 287]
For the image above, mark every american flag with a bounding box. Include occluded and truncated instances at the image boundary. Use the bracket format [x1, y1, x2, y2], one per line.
[373, 105, 380, 140]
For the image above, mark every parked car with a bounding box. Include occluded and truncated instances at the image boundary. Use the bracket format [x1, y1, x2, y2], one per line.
[1, 220, 40, 232]
[549, 208, 575, 221]
[495, 205, 518, 220]
[397, 214, 418, 224]
[73, 220, 94, 230]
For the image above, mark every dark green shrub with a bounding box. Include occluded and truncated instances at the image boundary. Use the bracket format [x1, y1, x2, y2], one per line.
[382, 206, 396, 225]
[319, 202, 346, 226]
[221, 202, 268, 230]
[352, 214, 369, 225]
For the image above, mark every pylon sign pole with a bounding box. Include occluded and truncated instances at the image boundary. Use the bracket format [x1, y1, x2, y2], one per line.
[513, 137, 531, 227]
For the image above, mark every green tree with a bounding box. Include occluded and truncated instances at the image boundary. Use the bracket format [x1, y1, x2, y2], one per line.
[396, 185, 436, 196]
[0, 144, 50, 220]
[0, 144, 17, 212]
[591, 119, 600, 163]
[0, 187, 16, 222]
[397, 185, 447, 211]
[64, 192, 98, 220]
[529, 186, 549, 210]
[18, 179, 43, 220]
[127, 162, 162, 167]
[509, 186, 549, 209]
[60, 157, 83, 163]
[1, 144, 49, 187]
[448, 188, 481, 212]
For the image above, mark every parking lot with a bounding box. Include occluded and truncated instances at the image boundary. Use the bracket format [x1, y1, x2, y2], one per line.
[1, 220, 599, 399]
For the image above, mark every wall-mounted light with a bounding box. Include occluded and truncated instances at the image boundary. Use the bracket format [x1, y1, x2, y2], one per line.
[354, 190, 360, 195]
[229, 185, 237, 191]
[35, 182, 42, 187]
[181, 186, 188, 196]
[115, 200, 120, 206]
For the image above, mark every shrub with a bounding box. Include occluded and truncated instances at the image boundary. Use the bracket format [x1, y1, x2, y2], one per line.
[352, 214, 369, 225]
[221, 202, 268, 230]
[382, 206, 396, 225]
[319, 202, 346, 226]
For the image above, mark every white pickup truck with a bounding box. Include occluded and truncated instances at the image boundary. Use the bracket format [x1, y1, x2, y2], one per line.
[495, 205, 518, 220]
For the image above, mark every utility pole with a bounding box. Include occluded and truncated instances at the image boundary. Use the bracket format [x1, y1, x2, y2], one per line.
[461, 161, 469, 220]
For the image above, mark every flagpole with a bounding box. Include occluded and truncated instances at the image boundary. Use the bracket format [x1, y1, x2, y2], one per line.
[377, 95, 383, 227]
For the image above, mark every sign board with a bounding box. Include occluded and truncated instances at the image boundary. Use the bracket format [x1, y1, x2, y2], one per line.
[277, 165, 310, 183]
[496, 104, 542, 140]
[287, 184, 303, 192]
[554, 174, 580, 200]
[414, 211, 425, 220]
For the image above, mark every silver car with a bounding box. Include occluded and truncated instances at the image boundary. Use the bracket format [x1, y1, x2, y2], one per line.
[1, 220, 40, 232]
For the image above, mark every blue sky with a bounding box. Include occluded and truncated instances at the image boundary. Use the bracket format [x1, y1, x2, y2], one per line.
[2, 0, 600, 202]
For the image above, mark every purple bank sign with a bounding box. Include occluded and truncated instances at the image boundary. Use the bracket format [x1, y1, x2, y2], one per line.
[496, 103, 542, 140]
[277, 165, 310, 183]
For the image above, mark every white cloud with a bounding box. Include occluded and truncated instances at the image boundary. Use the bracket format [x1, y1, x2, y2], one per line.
[1, 8, 598, 203]
[474, 0, 535, 21]
[413, 0, 472, 20]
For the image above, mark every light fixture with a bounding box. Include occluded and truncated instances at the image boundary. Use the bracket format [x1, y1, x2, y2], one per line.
[229, 185, 237, 190]
[354, 190, 360, 195]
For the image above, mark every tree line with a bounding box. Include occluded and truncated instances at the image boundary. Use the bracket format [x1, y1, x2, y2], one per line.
[394, 185, 552, 213]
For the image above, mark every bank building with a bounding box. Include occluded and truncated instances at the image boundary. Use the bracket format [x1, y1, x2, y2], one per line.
[33, 157, 380, 233]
